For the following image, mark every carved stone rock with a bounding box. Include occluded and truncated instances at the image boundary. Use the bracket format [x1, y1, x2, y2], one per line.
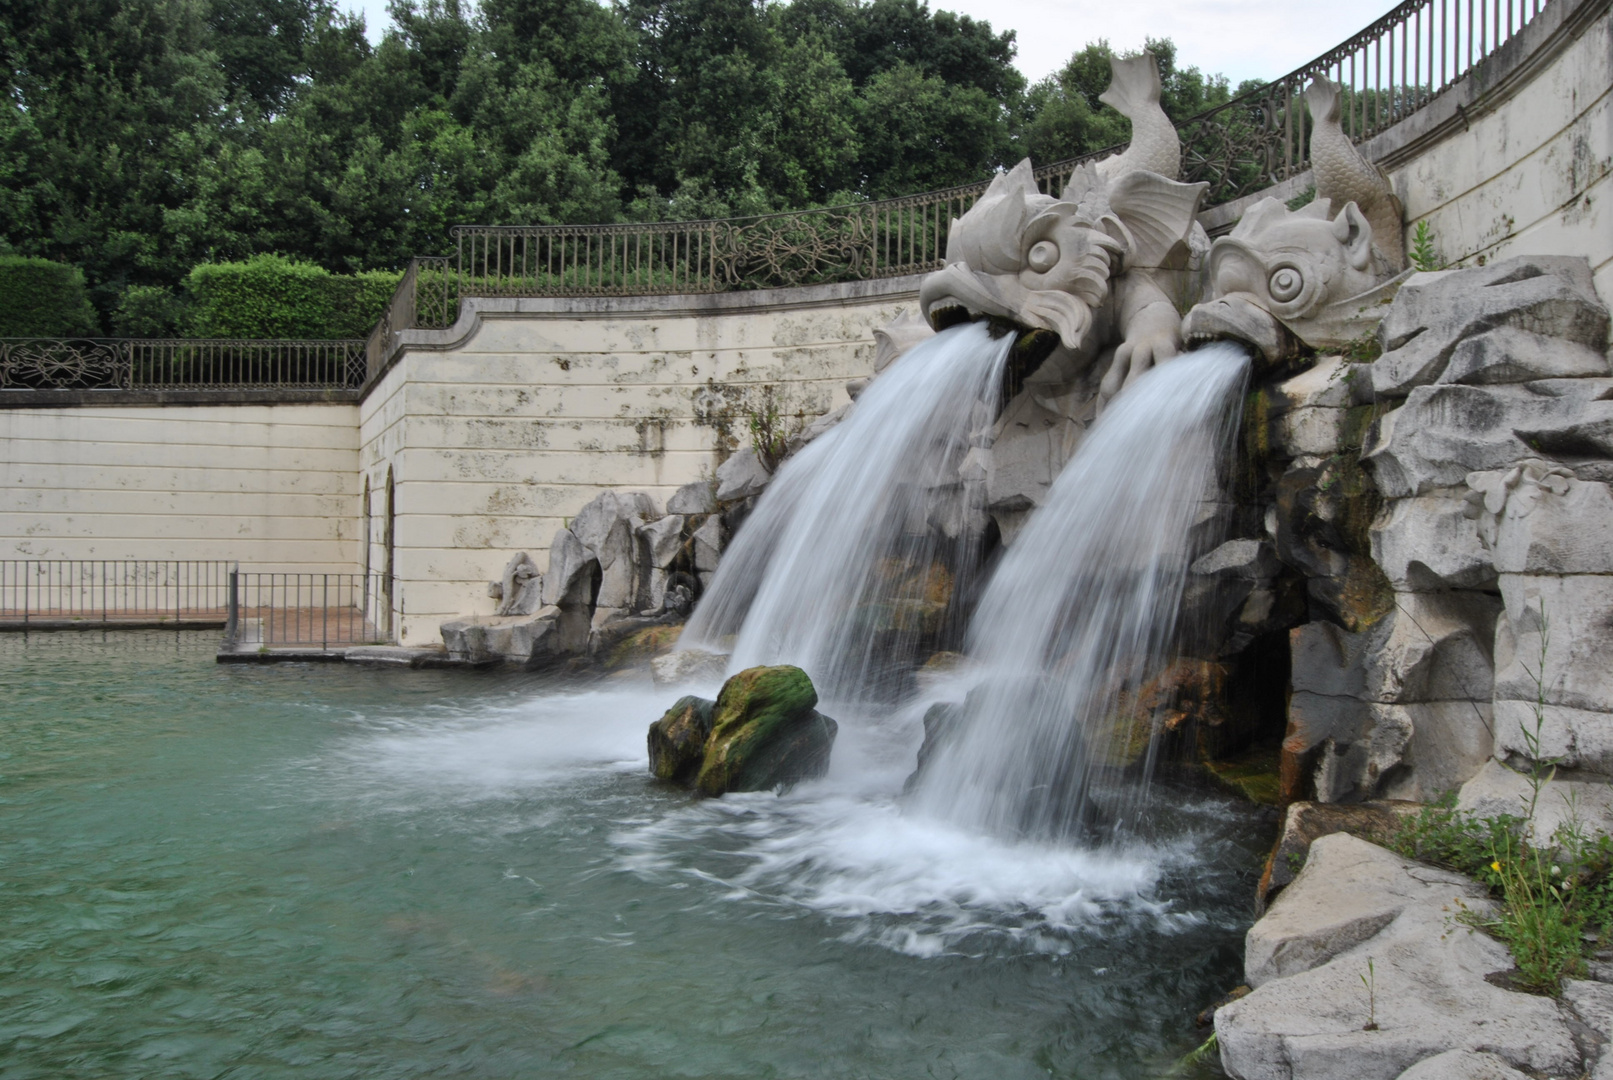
[1371, 257, 1610, 398]
[493, 551, 543, 616]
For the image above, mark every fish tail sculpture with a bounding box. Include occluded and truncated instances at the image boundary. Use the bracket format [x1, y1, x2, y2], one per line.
[1305, 75, 1405, 269]
[1096, 52, 1182, 182]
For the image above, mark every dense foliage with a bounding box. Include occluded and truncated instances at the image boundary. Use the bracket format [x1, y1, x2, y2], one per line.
[1, 0, 1252, 330]
[0, 256, 100, 336]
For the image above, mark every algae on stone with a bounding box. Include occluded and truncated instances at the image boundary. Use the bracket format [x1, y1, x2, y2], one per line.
[696, 665, 837, 796]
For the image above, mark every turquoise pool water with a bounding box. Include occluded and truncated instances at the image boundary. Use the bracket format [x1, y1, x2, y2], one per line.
[0, 631, 1262, 1078]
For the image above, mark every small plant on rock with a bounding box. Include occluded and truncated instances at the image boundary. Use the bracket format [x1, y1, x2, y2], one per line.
[1360, 957, 1378, 1031]
[1409, 221, 1442, 272]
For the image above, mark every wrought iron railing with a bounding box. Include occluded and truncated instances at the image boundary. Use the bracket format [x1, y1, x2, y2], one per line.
[1181, 0, 1549, 200]
[0, 560, 234, 627]
[359, 0, 1551, 355]
[0, 338, 367, 391]
[225, 570, 390, 649]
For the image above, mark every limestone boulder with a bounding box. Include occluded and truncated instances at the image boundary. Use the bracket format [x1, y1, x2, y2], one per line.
[1467, 466, 1613, 575]
[1369, 488, 1494, 591]
[1363, 379, 1613, 499]
[1218, 834, 1580, 1080]
[785, 403, 850, 457]
[694, 665, 837, 796]
[650, 648, 729, 689]
[1493, 573, 1613, 714]
[715, 447, 772, 501]
[667, 480, 717, 515]
[1438, 325, 1611, 386]
[1563, 980, 1613, 1080]
[1456, 758, 1613, 841]
[439, 605, 588, 668]
[1257, 800, 1420, 910]
[647, 695, 715, 787]
[635, 514, 685, 613]
[691, 514, 723, 574]
[541, 528, 594, 608]
[1394, 1051, 1531, 1080]
[1370, 256, 1610, 398]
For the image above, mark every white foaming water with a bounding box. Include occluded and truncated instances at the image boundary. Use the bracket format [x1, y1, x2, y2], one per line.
[909, 344, 1250, 841]
[681, 322, 1011, 701]
[340, 683, 1226, 957]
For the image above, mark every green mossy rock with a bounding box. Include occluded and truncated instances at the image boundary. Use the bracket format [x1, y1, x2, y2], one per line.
[695, 665, 836, 796]
[647, 695, 714, 786]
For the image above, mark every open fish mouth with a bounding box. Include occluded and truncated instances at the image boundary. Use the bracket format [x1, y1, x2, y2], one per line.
[1180, 295, 1297, 365]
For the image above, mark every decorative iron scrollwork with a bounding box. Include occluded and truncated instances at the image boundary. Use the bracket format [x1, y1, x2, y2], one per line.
[0, 339, 130, 389]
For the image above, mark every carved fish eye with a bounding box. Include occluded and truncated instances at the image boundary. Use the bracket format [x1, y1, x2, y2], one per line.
[1027, 240, 1060, 274]
[1268, 265, 1304, 303]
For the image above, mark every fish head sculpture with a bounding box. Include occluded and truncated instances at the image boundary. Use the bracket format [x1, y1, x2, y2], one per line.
[919, 160, 1124, 355]
[919, 160, 1206, 366]
[1182, 196, 1406, 364]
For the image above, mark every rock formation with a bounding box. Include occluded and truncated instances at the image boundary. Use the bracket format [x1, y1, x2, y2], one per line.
[647, 665, 838, 796]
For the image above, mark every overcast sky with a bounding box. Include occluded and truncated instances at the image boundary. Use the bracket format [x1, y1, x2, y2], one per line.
[342, 0, 1404, 87]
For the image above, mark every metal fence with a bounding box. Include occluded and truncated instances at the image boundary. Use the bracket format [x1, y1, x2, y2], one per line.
[225, 571, 390, 649]
[360, 0, 1551, 354]
[0, 560, 234, 627]
[0, 338, 367, 391]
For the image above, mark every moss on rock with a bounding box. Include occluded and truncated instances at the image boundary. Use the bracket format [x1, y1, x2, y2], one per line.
[695, 665, 836, 796]
[647, 695, 715, 786]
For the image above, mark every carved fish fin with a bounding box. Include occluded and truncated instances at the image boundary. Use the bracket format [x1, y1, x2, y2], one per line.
[1106, 171, 1209, 268]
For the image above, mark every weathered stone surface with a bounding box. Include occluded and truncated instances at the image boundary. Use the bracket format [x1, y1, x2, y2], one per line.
[715, 448, 772, 501]
[1563, 980, 1613, 1080]
[492, 551, 543, 616]
[540, 528, 594, 608]
[1393, 1050, 1531, 1080]
[1192, 538, 1284, 579]
[1219, 834, 1580, 1080]
[1286, 596, 1497, 802]
[1456, 758, 1613, 841]
[1370, 488, 1495, 591]
[647, 695, 715, 787]
[1439, 325, 1612, 386]
[650, 648, 729, 689]
[1371, 257, 1610, 398]
[571, 491, 657, 561]
[691, 514, 723, 573]
[695, 665, 837, 796]
[1257, 801, 1421, 911]
[786, 403, 851, 456]
[1275, 356, 1357, 412]
[636, 515, 685, 570]
[439, 606, 587, 667]
[1290, 594, 1499, 706]
[1363, 379, 1613, 499]
[1244, 834, 1478, 988]
[983, 389, 1080, 521]
[1494, 573, 1613, 714]
[1492, 699, 1613, 776]
[667, 480, 717, 515]
[872, 307, 935, 373]
[1469, 468, 1613, 575]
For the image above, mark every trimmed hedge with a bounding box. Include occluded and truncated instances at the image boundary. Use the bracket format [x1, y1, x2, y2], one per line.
[186, 255, 400, 339]
[0, 256, 100, 336]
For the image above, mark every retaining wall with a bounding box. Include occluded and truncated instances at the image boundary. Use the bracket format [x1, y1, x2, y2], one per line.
[361, 278, 921, 643]
[0, 403, 360, 571]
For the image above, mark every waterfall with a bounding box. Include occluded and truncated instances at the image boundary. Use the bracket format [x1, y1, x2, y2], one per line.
[908, 344, 1250, 841]
[682, 322, 1012, 701]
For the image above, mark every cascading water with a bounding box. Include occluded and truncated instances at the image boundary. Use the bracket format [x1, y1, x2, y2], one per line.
[908, 343, 1251, 841]
[681, 322, 1012, 701]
